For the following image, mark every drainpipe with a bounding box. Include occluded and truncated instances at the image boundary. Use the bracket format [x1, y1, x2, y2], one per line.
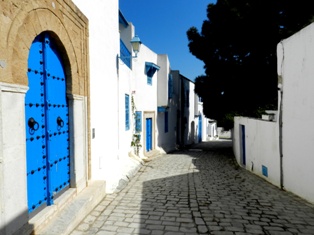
[278, 41, 284, 190]
[279, 85, 283, 189]
[116, 54, 120, 160]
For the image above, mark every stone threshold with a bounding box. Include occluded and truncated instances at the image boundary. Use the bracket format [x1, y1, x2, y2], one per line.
[17, 180, 106, 235]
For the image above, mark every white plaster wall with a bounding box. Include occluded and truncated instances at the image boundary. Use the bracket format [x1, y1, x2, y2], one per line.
[134, 44, 158, 112]
[157, 54, 169, 107]
[185, 81, 197, 145]
[119, 22, 133, 56]
[72, 0, 120, 183]
[133, 44, 159, 154]
[233, 116, 281, 187]
[156, 111, 176, 153]
[218, 127, 232, 139]
[199, 105, 208, 142]
[156, 55, 177, 153]
[94, 24, 165, 191]
[117, 63, 133, 159]
[195, 95, 208, 142]
[207, 121, 218, 140]
[278, 22, 314, 203]
[0, 83, 28, 235]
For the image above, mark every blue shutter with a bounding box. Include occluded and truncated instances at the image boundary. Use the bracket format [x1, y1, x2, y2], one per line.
[135, 111, 142, 132]
[147, 68, 153, 85]
[147, 76, 152, 85]
[125, 94, 130, 130]
[168, 74, 173, 99]
[147, 68, 152, 85]
[120, 39, 131, 69]
[145, 62, 160, 86]
[165, 111, 169, 133]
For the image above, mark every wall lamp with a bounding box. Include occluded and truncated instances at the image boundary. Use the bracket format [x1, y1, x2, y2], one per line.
[130, 35, 142, 58]
[119, 35, 142, 60]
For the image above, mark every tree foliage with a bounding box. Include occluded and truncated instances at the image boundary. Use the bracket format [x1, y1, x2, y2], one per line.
[187, 0, 314, 129]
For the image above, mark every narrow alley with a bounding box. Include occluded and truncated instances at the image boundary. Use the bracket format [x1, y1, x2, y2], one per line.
[70, 140, 314, 235]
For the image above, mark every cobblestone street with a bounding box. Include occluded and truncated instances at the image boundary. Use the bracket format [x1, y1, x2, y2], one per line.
[70, 140, 314, 235]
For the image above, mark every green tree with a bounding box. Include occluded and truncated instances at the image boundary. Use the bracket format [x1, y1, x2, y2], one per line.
[187, 0, 314, 129]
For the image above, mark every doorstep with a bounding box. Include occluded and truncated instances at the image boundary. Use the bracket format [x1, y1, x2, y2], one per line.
[28, 180, 106, 235]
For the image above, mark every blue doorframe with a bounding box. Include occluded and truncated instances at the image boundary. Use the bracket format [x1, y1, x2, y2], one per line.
[146, 118, 152, 151]
[25, 32, 70, 213]
[198, 114, 202, 142]
[240, 124, 246, 166]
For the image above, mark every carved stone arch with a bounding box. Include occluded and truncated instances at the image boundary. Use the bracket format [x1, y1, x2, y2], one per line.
[9, 6, 83, 95]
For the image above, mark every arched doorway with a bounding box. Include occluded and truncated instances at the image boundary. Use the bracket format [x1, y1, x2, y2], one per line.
[25, 32, 70, 213]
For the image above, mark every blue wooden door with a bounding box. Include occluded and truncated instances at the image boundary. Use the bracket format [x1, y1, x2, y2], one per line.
[25, 32, 70, 213]
[146, 118, 152, 151]
[198, 115, 202, 142]
[241, 124, 246, 166]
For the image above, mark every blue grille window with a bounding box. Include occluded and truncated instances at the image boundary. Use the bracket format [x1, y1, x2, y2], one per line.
[120, 39, 131, 69]
[145, 62, 160, 86]
[125, 94, 130, 130]
[135, 111, 142, 132]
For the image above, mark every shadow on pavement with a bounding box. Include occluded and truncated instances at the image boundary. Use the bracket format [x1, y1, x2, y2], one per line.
[136, 140, 314, 234]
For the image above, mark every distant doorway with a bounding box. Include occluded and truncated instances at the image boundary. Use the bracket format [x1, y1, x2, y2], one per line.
[198, 114, 202, 142]
[240, 124, 246, 166]
[146, 118, 152, 151]
[144, 111, 155, 155]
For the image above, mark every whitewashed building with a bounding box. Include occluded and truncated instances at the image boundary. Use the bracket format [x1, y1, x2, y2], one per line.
[171, 71, 208, 147]
[233, 22, 314, 204]
[0, 0, 90, 234]
[118, 15, 167, 163]
[0, 0, 209, 233]
[72, 2, 178, 192]
[277, 22, 314, 204]
[156, 55, 176, 153]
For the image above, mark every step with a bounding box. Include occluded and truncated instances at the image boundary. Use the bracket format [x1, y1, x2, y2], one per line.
[32, 180, 106, 235]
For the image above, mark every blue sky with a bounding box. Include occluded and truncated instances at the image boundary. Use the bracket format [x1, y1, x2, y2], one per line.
[119, 0, 217, 81]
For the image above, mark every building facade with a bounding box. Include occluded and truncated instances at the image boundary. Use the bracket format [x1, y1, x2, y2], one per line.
[0, 0, 89, 234]
[0, 1, 207, 233]
[171, 71, 208, 147]
[233, 22, 314, 204]
[277, 22, 314, 204]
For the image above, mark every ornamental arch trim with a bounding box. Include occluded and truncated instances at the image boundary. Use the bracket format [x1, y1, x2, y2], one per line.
[7, 5, 87, 96]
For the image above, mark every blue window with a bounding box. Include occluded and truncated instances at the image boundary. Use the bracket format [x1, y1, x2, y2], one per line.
[135, 111, 142, 132]
[168, 74, 173, 99]
[125, 94, 130, 130]
[145, 62, 160, 86]
[120, 39, 131, 69]
[165, 112, 169, 133]
[147, 73, 153, 85]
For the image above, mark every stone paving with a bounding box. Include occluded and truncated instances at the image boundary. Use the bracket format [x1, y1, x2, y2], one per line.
[70, 140, 314, 235]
